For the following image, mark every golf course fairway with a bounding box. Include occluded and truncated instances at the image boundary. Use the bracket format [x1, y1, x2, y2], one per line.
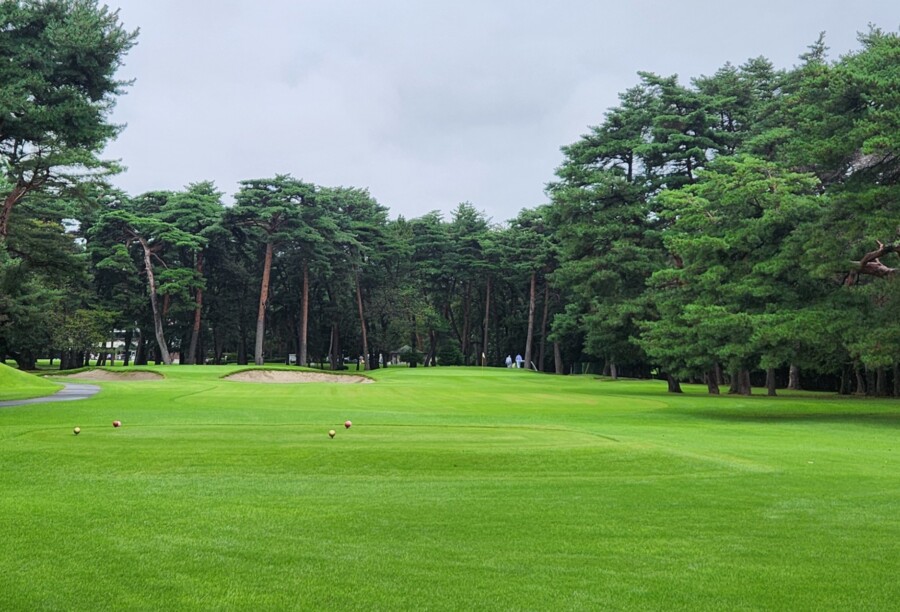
[1, 365, 897, 610]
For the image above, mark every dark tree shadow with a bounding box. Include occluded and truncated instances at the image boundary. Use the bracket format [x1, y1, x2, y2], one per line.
[682, 409, 900, 428]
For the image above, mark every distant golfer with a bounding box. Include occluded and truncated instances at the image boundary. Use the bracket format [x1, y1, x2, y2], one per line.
[515, 353, 523, 368]
[506, 355, 513, 368]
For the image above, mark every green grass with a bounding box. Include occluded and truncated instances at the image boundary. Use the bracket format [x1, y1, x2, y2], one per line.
[1, 366, 898, 610]
[0, 362, 63, 400]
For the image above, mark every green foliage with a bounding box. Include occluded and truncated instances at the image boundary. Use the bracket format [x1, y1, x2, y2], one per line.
[50, 307, 117, 355]
[0, 191, 92, 368]
[548, 131, 662, 370]
[0, 0, 137, 236]
[642, 156, 825, 376]
[436, 339, 464, 366]
[550, 29, 899, 388]
[228, 175, 316, 246]
[86, 191, 209, 365]
[402, 348, 421, 366]
[0, 245, 61, 361]
[2, 17, 897, 392]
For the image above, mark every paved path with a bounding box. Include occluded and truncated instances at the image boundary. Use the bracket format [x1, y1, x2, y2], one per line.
[0, 383, 101, 408]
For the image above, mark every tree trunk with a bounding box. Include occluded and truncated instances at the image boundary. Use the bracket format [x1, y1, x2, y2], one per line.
[893, 363, 899, 398]
[213, 324, 223, 365]
[140, 238, 172, 365]
[706, 369, 720, 395]
[538, 281, 550, 372]
[738, 369, 752, 396]
[553, 341, 563, 375]
[715, 363, 724, 387]
[299, 261, 309, 367]
[524, 271, 537, 371]
[135, 330, 146, 365]
[766, 367, 777, 396]
[666, 374, 683, 393]
[854, 367, 867, 395]
[186, 253, 204, 365]
[327, 322, 335, 370]
[728, 371, 740, 394]
[0, 184, 28, 239]
[609, 359, 618, 380]
[482, 275, 491, 366]
[354, 267, 369, 371]
[122, 328, 133, 366]
[197, 326, 205, 366]
[237, 334, 247, 365]
[788, 364, 800, 390]
[427, 329, 437, 367]
[13, 350, 36, 371]
[254, 241, 274, 366]
[839, 364, 851, 395]
[328, 321, 341, 371]
[334, 323, 342, 370]
[490, 286, 500, 365]
[876, 367, 887, 397]
[461, 282, 471, 365]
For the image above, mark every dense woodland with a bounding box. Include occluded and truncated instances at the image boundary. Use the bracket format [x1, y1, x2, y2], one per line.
[1, 1, 898, 395]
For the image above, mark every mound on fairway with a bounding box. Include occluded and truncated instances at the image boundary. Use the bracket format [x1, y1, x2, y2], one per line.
[0, 362, 63, 401]
[224, 369, 372, 384]
[56, 369, 163, 381]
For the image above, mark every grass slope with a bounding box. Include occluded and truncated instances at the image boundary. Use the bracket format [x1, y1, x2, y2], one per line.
[0, 362, 63, 400]
[0, 365, 898, 610]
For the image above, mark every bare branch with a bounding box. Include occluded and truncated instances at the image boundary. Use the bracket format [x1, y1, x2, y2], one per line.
[851, 241, 899, 280]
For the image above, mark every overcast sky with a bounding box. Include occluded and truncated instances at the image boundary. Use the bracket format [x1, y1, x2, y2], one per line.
[101, 1, 899, 223]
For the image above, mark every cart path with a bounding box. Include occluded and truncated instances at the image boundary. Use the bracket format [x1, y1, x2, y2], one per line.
[0, 383, 101, 408]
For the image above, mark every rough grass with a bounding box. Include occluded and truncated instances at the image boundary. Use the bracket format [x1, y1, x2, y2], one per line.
[0, 365, 898, 610]
[0, 362, 63, 400]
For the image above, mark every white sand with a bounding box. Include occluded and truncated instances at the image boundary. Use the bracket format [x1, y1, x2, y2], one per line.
[224, 370, 372, 384]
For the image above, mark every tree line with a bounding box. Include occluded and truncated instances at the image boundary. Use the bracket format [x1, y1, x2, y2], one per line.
[1, 1, 897, 395]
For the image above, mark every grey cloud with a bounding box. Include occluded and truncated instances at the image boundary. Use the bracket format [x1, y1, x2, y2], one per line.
[103, 0, 900, 221]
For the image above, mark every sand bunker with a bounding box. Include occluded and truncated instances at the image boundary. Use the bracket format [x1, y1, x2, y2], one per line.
[225, 370, 372, 384]
[56, 369, 163, 381]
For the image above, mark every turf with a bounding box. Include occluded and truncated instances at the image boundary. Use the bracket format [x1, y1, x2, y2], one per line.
[1, 365, 897, 610]
[0, 362, 63, 400]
